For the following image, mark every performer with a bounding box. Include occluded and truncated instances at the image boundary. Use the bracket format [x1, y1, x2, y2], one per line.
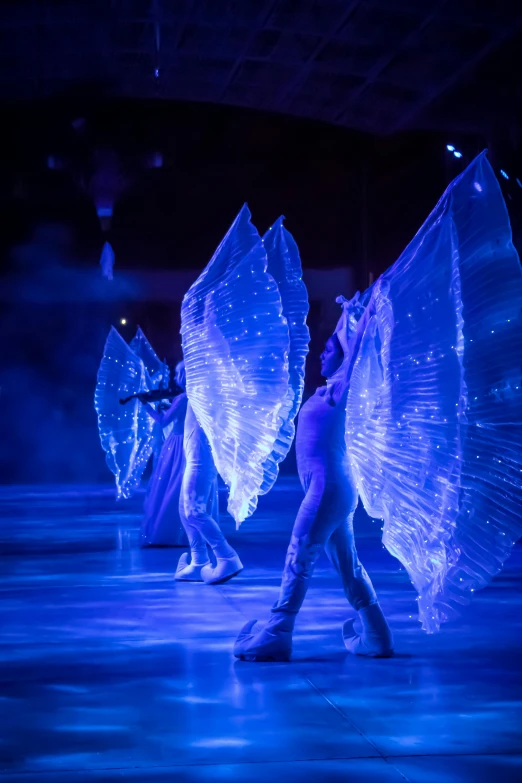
[175, 400, 241, 583]
[140, 361, 191, 547]
[236, 151, 522, 660]
[177, 207, 310, 582]
[95, 327, 162, 500]
[234, 317, 393, 662]
[176, 403, 243, 584]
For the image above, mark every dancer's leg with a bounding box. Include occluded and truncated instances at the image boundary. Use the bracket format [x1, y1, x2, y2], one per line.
[234, 473, 352, 661]
[325, 517, 393, 657]
[269, 477, 346, 623]
[175, 465, 210, 581]
[181, 443, 242, 584]
[182, 458, 233, 557]
[324, 517, 376, 611]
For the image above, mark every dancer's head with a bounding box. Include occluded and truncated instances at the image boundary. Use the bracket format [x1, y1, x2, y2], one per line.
[175, 360, 186, 390]
[320, 333, 344, 378]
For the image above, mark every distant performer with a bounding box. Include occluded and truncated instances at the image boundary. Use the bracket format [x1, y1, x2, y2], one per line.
[141, 361, 192, 548]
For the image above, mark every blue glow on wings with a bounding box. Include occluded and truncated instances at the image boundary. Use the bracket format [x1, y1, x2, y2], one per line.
[261, 217, 310, 492]
[95, 328, 156, 498]
[180, 205, 294, 525]
[346, 152, 522, 632]
[130, 327, 169, 388]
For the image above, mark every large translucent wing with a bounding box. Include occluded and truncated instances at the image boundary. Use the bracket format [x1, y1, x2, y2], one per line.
[95, 327, 156, 498]
[130, 327, 168, 388]
[347, 151, 522, 632]
[260, 217, 310, 491]
[180, 204, 290, 524]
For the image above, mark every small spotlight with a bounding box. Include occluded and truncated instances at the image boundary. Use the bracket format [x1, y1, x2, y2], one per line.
[446, 145, 455, 152]
[500, 169, 509, 179]
[120, 318, 127, 325]
[453, 150, 463, 159]
[473, 181, 483, 192]
[154, 68, 159, 78]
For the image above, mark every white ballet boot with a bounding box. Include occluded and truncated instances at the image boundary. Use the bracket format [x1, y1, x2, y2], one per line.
[342, 603, 394, 657]
[201, 551, 243, 584]
[233, 535, 322, 662]
[175, 552, 210, 582]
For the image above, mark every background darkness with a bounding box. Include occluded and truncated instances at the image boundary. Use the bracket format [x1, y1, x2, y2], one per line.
[1, 87, 521, 486]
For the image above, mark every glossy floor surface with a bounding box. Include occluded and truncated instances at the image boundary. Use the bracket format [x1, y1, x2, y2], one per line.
[1, 479, 521, 782]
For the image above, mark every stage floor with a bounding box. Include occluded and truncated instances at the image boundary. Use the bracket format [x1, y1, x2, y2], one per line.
[1, 478, 521, 782]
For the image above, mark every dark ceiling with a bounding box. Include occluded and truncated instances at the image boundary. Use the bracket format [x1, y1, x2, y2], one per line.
[1, 0, 521, 135]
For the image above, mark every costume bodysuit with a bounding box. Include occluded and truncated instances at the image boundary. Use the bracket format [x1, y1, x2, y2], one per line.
[180, 402, 231, 563]
[233, 380, 389, 660]
[273, 383, 377, 623]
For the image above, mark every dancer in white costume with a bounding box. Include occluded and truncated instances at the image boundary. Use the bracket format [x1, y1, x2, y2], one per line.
[236, 151, 522, 660]
[177, 207, 310, 583]
[234, 318, 393, 662]
[175, 401, 242, 584]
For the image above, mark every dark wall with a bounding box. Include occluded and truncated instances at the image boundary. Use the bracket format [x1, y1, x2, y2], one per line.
[1, 101, 461, 278]
[1, 300, 118, 484]
[5, 100, 518, 486]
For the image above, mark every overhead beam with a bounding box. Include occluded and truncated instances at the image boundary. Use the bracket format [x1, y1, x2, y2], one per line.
[333, 0, 450, 124]
[390, 14, 522, 132]
[216, 0, 281, 102]
[273, 1, 364, 110]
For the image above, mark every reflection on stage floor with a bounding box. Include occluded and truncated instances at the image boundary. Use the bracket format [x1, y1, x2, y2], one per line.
[1, 478, 521, 782]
